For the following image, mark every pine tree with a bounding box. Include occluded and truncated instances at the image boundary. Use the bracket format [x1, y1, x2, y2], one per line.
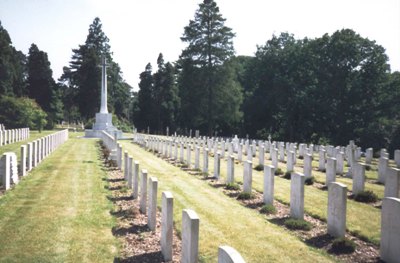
[180, 0, 237, 135]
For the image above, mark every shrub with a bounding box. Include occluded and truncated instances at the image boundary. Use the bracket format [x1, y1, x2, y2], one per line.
[298, 156, 304, 160]
[274, 168, 284, 176]
[365, 165, 371, 171]
[254, 164, 264, 171]
[283, 171, 292, 179]
[331, 237, 356, 254]
[354, 190, 378, 203]
[284, 218, 312, 231]
[225, 182, 240, 191]
[305, 176, 315, 185]
[237, 192, 254, 200]
[260, 204, 277, 214]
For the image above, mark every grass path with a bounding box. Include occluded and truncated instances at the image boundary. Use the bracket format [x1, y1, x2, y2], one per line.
[0, 135, 117, 262]
[120, 141, 335, 263]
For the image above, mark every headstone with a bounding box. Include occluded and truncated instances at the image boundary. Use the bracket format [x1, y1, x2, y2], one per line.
[186, 144, 191, 168]
[218, 246, 246, 263]
[227, 155, 235, 184]
[303, 153, 312, 178]
[27, 143, 33, 171]
[195, 146, 200, 169]
[203, 148, 209, 173]
[336, 152, 344, 175]
[259, 146, 265, 166]
[395, 150, 400, 168]
[148, 177, 158, 231]
[365, 148, 373, 164]
[127, 156, 133, 188]
[0, 153, 11, 190]
[384, 168, 400, 198]
[161, 191, 174, 261]
[263, 165, 275, 205]
[318, 149, 326, 171]
[290, 172, 305, 219]
[271, 148, 278, 169]
[380, 197, 400, 262]
[20, 145, 27, 177]
[243, 161, 252, 193]
[237, 144, 242, 162]
[378, 157, 389, 184]
[140, 169, 148, 213]
[352, 162, 366, 195]
[287, 151, 294, 172]
[327, 182, 347, 238]
[214, 152, 221, 179]
[182, 209, 199, 263]
[326, 157, 337, 186]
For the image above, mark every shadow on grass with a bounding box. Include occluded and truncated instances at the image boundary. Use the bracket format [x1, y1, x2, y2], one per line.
[114, 251, 164, 263]
[104, 185, 123, 191]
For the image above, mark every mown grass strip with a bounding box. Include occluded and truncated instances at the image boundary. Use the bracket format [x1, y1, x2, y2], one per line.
[121, 141, 334, 263]
[0, 136, 117, 262]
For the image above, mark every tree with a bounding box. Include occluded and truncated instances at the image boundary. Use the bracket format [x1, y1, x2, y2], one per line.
[60, 17, 131, 122]
[0, 96, 47, 130]
[0, 21, 26, 97]
[27, 43, 55, 112]
[134, 63, 154, 132]
[180, 0, 237, 135]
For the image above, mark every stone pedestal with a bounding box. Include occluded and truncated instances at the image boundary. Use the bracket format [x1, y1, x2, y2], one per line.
[85, 113, 123, 139]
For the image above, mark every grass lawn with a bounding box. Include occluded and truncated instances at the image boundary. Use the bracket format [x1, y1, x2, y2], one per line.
[120, 141, 335, 263]
[0, 134, 117, 262]
[199, 150, 382, 245]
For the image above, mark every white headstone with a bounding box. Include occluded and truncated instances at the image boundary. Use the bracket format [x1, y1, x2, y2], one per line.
[327, 182, 347, 238]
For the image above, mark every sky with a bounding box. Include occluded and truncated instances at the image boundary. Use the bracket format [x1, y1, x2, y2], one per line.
[1, 0, 399, 90]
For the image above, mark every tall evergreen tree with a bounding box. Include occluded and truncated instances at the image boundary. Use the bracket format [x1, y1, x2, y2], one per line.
[60, 17, 130, 122]
[27, 43, 55, 112]
[180, 0, 237, 135]
[135, 63, 154, 132]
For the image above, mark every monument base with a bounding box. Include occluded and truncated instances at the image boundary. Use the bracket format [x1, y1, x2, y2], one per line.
[84, 112, 123, 139]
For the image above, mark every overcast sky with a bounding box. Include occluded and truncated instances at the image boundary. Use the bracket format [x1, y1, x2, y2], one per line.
[1, 0, 399, 90]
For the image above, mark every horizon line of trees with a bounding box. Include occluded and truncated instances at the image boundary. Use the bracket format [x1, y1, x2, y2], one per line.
[133, 0, 400, 154]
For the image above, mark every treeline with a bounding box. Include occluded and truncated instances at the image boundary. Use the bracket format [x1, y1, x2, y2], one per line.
[133, 0, 400, 153]
[0, 18, 133, 131]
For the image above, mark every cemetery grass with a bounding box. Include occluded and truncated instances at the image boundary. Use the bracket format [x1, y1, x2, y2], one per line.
[208, 155, 381, 245]
[0, 133, 118, 262]
[120, 141, 335, 263]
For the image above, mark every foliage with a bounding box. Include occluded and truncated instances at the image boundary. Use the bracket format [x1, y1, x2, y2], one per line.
[284, 218, 312, 231]
[0, 96, 47, 130]
[225, 182, 240, 190]
[260, 204, 277, 214]
[254, 164, 264, 171]
[305, 176, 315, 185]
[178, 0, 240, 135]
[283, 171, 292, 179]
[354, 190, 378, 203]
[274, 168, 284, 175]
[331, 237, 356, 254]
[237, 192, 254, 200]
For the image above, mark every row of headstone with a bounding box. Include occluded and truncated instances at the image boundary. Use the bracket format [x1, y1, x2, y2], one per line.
[0, 128, 30, 147]
[106, 137, 246, 262]
[0, 129, 69, 191]
[135, 133, 400, 262]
